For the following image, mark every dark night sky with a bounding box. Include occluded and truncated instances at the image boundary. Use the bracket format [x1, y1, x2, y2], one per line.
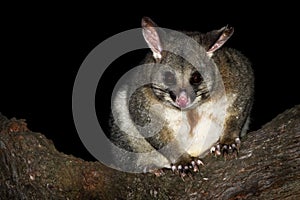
[1, 3, 299, 161]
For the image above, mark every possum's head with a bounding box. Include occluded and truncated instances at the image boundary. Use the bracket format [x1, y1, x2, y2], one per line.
[141, 17, 233, 110]
[149, 55, 209, 110]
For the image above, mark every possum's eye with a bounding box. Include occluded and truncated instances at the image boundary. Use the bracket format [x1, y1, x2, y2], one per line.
[163, 71, 176, 86]
[190, 71, 202, 86]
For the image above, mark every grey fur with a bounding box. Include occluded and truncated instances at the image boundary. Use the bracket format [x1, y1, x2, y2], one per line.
[109, 17, 254, 172]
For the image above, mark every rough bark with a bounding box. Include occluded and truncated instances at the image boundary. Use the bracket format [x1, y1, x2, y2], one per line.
[0, 105, 299, 200]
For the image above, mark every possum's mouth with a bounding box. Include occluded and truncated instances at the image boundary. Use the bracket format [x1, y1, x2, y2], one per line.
[151, 84, 197, 110]
[169, 90, 193, 110]
[175, 91, 191, 109]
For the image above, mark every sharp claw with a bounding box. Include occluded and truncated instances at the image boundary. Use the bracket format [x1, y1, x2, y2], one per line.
[216, 144, 222, 156]
[196, 159, 204, 166]
[235, 137, 241, 145]
[228, 145, 233, 154]
[191, 161, 199, 172]
[184, 165, 189, 171]
[191, 160, 196, 166]
[216, 144, 221, 151]
[177, 165, 183, 173]
[210, 146, 216, 154]
[234, 137, 241, 151]
[193, 166, 199, 172]
[232, 143, 237, 153]
[222, 145, 228, 155]
[194, 165, 199, 172]
[231, 144, 239, 158]
[171, 164, 177, 173]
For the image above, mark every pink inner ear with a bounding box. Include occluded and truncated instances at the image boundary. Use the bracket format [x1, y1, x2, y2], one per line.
[207, 26, 234, 54]
[141, 17, 163, 60]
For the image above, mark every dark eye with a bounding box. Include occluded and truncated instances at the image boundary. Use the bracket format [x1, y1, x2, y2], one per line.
[190, 71, 202, 85]
[163, 71, 176, 85]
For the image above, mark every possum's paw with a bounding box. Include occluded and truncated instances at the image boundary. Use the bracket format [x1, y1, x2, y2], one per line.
[171, 159, 204, 181]
[210, 137, 241, 159]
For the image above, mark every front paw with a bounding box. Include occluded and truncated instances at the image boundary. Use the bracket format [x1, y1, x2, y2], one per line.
[171, 158, 204, 181]
[210, 137, 241, 159]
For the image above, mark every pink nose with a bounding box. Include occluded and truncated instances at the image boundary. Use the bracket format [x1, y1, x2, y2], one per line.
[176, 91, 189, 108]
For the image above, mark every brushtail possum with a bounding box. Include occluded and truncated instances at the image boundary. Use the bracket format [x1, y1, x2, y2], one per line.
[109, 17, 254, 173]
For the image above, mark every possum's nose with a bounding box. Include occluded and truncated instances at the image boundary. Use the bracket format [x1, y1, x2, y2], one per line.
[176, 90, 190, 109]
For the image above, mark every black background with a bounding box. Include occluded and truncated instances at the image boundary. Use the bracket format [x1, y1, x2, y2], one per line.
[1, 3, 299, 161]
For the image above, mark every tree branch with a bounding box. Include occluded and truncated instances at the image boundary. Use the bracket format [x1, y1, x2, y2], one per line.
[1, 105, 300, 199]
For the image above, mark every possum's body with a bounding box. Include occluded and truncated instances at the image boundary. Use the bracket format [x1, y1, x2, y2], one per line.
[109, 17, 254, 173]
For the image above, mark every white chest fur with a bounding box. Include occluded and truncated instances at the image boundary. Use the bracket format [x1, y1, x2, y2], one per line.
[113, 85, 229, 162]
[163, 98, 227, 157]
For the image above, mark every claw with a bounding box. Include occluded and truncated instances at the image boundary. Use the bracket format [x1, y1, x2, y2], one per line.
[234, 137, 241, 151]
[210, 146, 216, 154]
[210, 137, 241, 158]
[197, 159, 204, 166]
[216, 144, 222, 156]
[184, 165, 190, 174]
[222, 145, 228, 155]
[231, 143, 238, 153]
[177, 165, 183, 173]
[235, 137, 241, 146]
[171, 164, 177, 173]
[191, 161, 199, 172]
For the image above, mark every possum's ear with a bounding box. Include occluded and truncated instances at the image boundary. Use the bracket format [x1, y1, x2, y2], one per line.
[141, 17, 163, 60]
[207, 26, 234, 57]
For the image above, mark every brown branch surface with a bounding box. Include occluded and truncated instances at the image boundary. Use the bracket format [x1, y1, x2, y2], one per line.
[0, 105, 300, 199]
